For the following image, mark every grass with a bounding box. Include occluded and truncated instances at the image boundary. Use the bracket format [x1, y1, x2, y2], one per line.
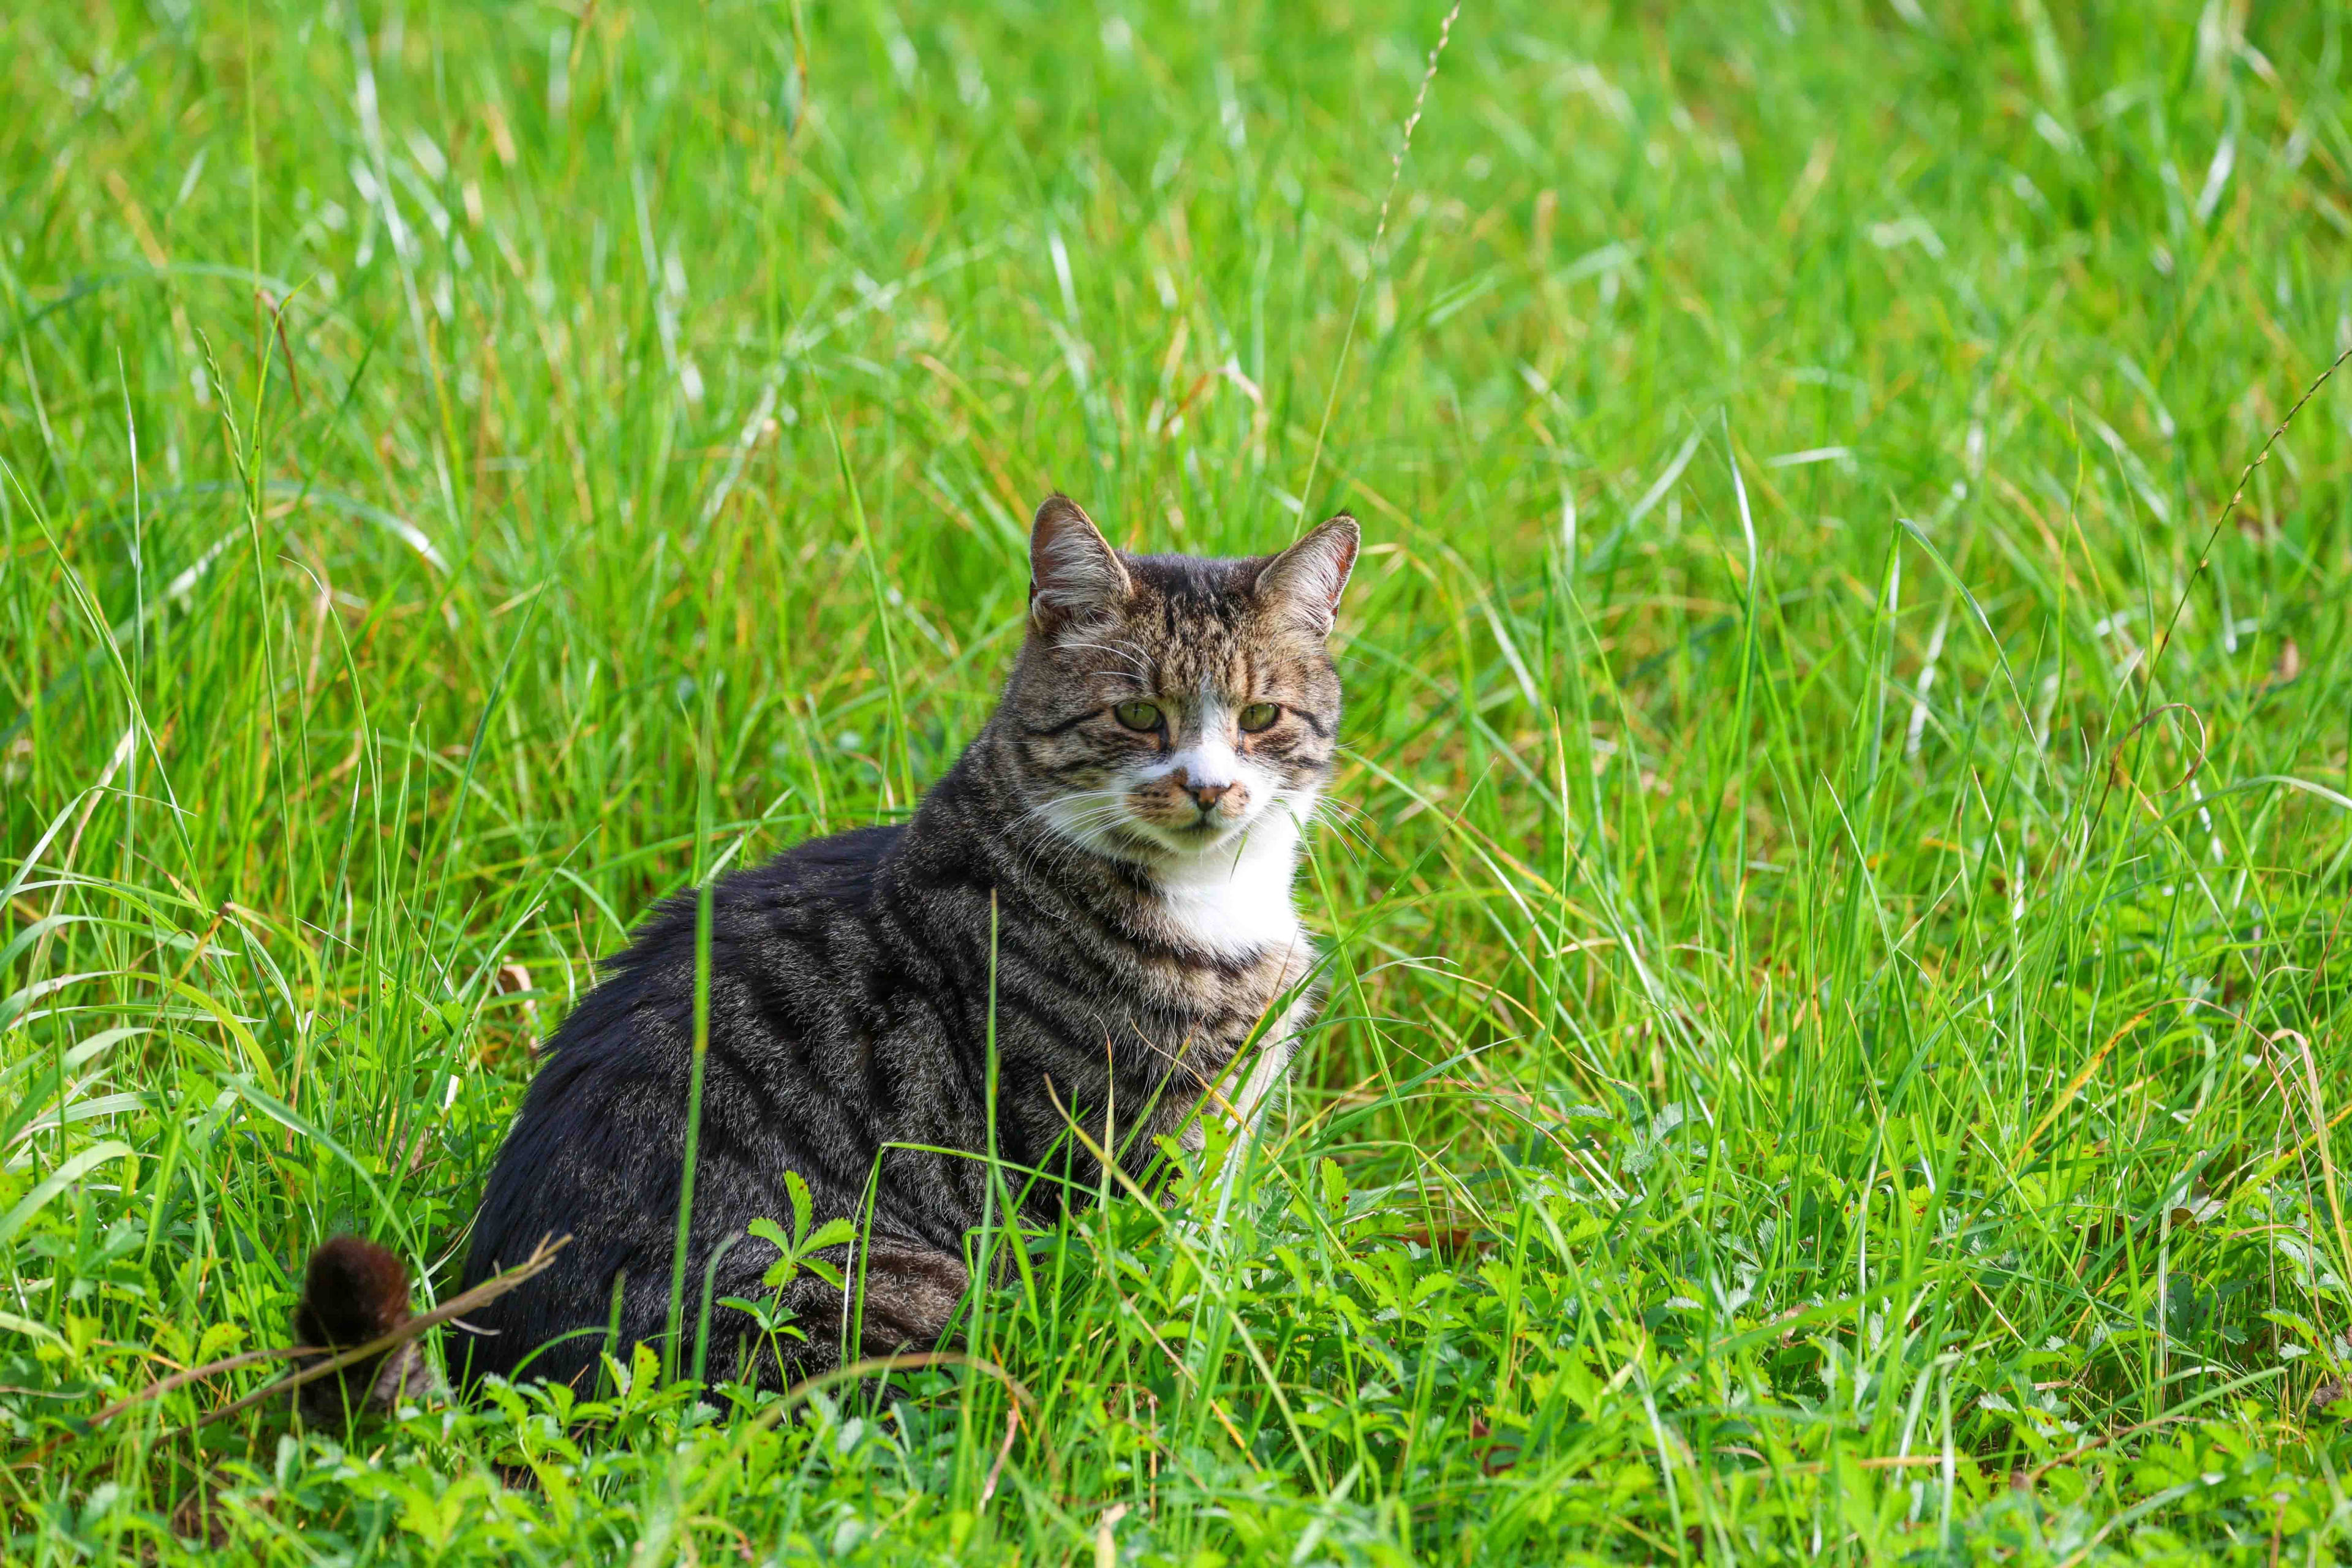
[5, 0, 2352, 1560]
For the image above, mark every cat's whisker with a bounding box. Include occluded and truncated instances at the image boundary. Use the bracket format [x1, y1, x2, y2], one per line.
[1303, 802, 1378, 857]
[1314, 823, 1375, 869]
[1022, 790, 1135, 843]
[1022, 789, 1123, 820]
[1020, 794, 1146, 875]
[1305, 794, 1376, 835]
[1298, 804, 1373, 865]
[1304, 793, 1375, 827]
[1276, 796, 1373, 867]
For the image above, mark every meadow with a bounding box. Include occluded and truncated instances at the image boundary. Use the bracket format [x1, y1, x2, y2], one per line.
[6, 0, 2352, 1561]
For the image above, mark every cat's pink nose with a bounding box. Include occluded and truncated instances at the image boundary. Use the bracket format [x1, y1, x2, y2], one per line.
[1185, 780, 1233, 813]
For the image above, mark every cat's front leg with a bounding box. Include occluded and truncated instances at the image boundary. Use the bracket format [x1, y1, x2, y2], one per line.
[705, 1235, 968, 1393]
[1174, 1040, 1286, 1156]
[848, 1239, 971, 1358]
[1175, 1014, 1302, 1164]
[1226, 1032, 1297, 1135]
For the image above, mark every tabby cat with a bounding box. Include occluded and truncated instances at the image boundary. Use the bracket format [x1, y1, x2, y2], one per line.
[295, 496, 1357, 1405]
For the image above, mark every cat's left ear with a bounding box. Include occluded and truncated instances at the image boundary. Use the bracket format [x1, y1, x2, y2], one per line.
[1254, 515, 1360, 636]
[1030, 494, 1133, 631]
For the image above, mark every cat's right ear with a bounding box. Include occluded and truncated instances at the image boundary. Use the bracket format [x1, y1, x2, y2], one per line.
[1029, 495, 1132, 632]
[1254, 514, 1360, 636]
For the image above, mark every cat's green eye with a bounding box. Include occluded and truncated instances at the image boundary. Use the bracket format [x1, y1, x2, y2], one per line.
[1237, 702, 1281, 733]
[1112, 701, 1163, 732]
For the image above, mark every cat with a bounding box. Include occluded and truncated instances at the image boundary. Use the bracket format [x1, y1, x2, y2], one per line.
[292, 496, 1357, 1409]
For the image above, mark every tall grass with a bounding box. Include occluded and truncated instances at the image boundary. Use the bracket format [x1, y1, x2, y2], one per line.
[5, 1, 2351, 1561]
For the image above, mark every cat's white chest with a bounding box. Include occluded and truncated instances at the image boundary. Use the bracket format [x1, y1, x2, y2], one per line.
[1152, 812, 1307, 960]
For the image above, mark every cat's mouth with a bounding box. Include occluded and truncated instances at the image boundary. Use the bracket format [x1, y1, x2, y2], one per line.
[1128, 810, 1248, 856]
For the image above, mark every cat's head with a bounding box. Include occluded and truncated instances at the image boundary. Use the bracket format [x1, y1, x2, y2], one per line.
[999, 496, 1357, 867]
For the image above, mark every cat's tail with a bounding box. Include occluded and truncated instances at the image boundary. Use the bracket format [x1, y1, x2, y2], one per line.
[290, 1236, 445, 1420]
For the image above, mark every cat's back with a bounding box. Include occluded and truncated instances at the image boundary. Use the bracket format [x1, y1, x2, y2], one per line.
[459, 822, 909, 1344]
[482, 821, 905, 1133]
[572, 822, 902, 1018]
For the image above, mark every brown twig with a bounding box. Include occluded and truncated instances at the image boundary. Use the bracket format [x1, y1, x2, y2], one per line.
[2023, 1367, 2286, 1485]
[189, 1234, 571, 1434]
[13, 1234, 570, 1466]
[78, 1345, 328, 1433]
[978, 1406, 1022, 1507]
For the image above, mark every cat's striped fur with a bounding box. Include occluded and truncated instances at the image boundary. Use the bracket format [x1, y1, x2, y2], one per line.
[288, 498, 1358, 1401]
